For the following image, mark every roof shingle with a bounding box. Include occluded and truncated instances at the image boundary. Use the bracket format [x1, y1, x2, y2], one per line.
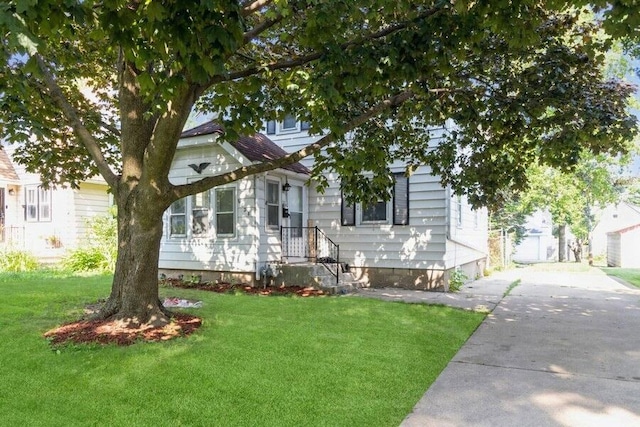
[181, 121, 309, 175]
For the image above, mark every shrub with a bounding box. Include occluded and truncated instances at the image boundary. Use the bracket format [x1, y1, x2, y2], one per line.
[62, 247, 110, 272]
[448, 268, 468, 292]
[0, 250, 40, 272]
[62, 208, 117, 273]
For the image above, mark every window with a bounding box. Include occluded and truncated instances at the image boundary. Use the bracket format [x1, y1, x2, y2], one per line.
[282, 114, 297, 131]
[300, 121, 310, 131]
[191, 192, 211, 236]
[215, 187, 236, 237]
[169, 198, 187, 236]
[266, 180, 280, 230]
[25, 186, 51, 222]
[340, 174, 409, 226]
[266, 120, 276, 135]
[362, 201, 387, 222]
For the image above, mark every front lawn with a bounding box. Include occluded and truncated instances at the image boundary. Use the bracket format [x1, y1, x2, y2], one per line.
[0, 272, 484, 426]
[601, 268, 640, 288]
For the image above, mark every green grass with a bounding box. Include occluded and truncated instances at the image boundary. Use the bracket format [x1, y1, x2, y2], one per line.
[0, 272, 484, 427]
[601, 268, 640, 288]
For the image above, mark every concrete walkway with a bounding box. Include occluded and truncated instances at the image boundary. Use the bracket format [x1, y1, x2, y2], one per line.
[382, 267, 640, 427]
[390, 268, 640, 427]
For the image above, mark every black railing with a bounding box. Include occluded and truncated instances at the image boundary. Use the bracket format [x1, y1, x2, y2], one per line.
[281, 226, 340, 284]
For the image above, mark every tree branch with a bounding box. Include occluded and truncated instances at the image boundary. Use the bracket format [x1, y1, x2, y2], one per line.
[243, 14, 283, 43]
[241, 0, 272, 17]
[172, 90, 414, 198]
[214, 7, 440, 84]
[34, 54, 119, 186]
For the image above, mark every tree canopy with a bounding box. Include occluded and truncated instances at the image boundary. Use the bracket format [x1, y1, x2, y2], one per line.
[1, 1, 637, 206]
[1, 0, 638, 323]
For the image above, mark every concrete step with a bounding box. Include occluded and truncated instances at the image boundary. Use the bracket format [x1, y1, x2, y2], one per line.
[277, 262, 366, 293]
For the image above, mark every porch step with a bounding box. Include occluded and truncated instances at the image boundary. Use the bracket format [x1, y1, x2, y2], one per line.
[276, 263, 365, 294]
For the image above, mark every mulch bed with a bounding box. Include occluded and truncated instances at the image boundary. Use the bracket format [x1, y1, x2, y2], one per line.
[44, 279, 327, 348]
[164, 278, 327, 297]
[44, 313, 202, 347]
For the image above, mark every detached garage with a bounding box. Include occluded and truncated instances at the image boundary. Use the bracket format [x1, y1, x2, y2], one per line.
[607, 223, 640, 268]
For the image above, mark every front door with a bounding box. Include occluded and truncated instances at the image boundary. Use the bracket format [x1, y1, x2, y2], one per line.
[285, 184, 306, 262]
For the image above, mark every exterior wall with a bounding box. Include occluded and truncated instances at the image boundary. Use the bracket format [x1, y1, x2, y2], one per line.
[445, 189, 489, 270]
[607, 233, 622, 267]
[592, 202, 640, 257]
[620, 227, 640, 268]
[1, 177, 109, 253]
[268, 123, 489, 288]
[607, 225, 640, 268]
[159, 140, 260, 273]
[71, 181, 112, 247]
[513, 210, 557, 263]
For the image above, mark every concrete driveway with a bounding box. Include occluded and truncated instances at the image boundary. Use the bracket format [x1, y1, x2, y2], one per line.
[400, 267, 640, 427]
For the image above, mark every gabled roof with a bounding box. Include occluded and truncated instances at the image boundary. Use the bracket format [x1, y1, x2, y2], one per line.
[607, 223, 640, 235]
[0, 148, 19, 182]
[180, 121, 309, 175]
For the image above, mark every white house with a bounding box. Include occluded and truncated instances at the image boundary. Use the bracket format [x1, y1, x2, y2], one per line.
[158, 120, 489, 290]
[607, 223, 640, 268]
[512, 210, 557, 263]
[0, 147, 111, 257]
[591, 201, 640, 258]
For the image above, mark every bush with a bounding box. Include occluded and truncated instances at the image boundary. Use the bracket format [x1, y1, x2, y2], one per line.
[62, 208, 117, 273]
[448, 268, 468, 292]
[62, 247, 110, 272]
[0, 250, 40, 272]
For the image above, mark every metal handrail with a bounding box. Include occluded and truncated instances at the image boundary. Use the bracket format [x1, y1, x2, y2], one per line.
[280, 226, 340, 284]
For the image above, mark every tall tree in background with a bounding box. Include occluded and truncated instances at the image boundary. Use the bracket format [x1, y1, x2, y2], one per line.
[1, 1, 637, 325]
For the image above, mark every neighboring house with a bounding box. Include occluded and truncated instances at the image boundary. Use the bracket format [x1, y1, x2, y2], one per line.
[159, 119, 489, 290]
[591, 201, 640, 258]
[0, 147, 111, 257]
[607, 223, 640, 268]
[512, 210, 557, 263]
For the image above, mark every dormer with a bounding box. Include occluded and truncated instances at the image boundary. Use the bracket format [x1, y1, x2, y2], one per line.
[265, 114, 310, 136]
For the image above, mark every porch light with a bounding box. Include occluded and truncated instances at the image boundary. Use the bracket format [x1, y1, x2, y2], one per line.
[282, 181, 291, 192]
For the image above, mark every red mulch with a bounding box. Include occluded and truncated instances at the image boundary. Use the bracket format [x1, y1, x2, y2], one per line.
[44, 313, 202, 347]
[44, 280, 327, 348]
[165, 279, 327, 297]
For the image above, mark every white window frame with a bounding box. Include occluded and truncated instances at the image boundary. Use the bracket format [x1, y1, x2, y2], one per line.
[25, 186, 51, 222]
[281, 114, 297, 131]
[342, 173, 409, 227]
[360, 200, 390, 224]
[266, 179, 280, 231]
[191, 191, 211, 237]
[168, 198, 187, 237]
[215, 186, 236, 238]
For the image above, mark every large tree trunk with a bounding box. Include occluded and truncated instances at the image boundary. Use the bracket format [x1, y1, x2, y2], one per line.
[98, 189, 170, 326]
[558, 223, 567, 262]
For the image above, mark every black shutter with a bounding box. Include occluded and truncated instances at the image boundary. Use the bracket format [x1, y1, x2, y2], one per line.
[393, 173, 409, 225]
[266, 120, 276, 135]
